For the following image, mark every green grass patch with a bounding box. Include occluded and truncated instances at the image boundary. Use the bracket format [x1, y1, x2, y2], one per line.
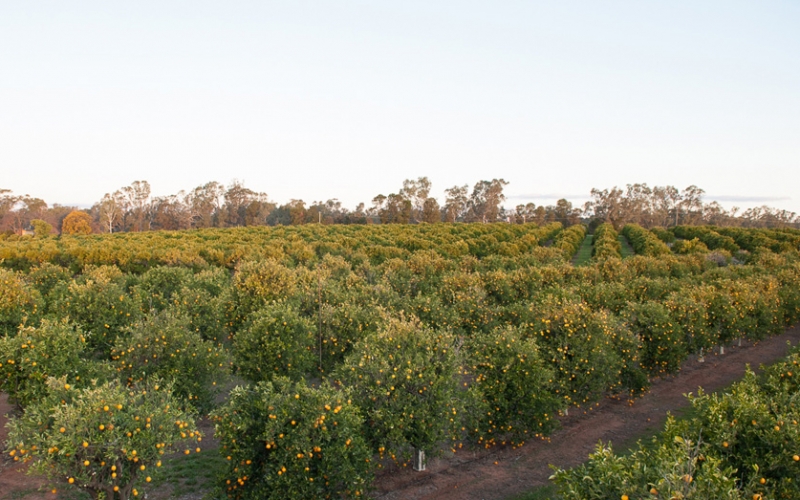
[572, 234, 593, 266]
[148, 448, 227, 499]
[506, 484, 557, 500]
[618, 235, 634, 258]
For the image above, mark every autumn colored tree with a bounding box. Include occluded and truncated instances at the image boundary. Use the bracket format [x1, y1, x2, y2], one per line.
[62, 210, 94, 235]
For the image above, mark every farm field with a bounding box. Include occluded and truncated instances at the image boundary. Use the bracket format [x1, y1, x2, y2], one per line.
[2, 222, 800, 499]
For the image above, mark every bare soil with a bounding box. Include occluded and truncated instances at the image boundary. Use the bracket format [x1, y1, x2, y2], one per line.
[0, 394, 50, 500]
[3, 325, 799, 500]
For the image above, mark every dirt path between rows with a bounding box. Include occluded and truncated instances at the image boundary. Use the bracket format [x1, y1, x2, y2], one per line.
[3, 326, 799, 500]
[372, 325, 800, 500]
[0, 394, 49, 500]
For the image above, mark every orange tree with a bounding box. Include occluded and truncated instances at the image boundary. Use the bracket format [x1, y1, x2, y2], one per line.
[53, 265, 142, 356]
[0, 267, 42, 336]
[333, 317, 462, 463]
[553, 224, 586, 259]
[664, 289, 715, 358]
[464, 326, 560, 446]
[5, 377, 200, 500]
[168, 266, 232, 342]
[211, 377, 372, 500]
[551, 418, 744, 499]
[591, 223, 622, 260]
[623, 301, 686, 376]
[622, 223, 671, 256]
[111, 312, 230, 412]
[132, 265, 195, 313]
[523, 298, 647, 410]
[0, 319, 105, 408]
[26, 262, 73, 314]
[692, 356, 800, 498]
[232, 300, 317, 382]
[229, 259, 299, 328]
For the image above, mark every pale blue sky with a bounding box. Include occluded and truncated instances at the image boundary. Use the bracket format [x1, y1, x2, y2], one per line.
[2, 1, 799, 212]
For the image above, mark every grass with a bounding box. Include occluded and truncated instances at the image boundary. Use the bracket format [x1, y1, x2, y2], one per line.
[148, 448, 228, 500]
[507, 485, 558, 500]
[618, 235, 635, 258]
[572, 234, 593, 266]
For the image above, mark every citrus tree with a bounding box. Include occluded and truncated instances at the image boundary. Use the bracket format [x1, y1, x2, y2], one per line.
[232, 301, 317, 382]
[212, 377, 372, 499]
[111, 312, 230, 411]
[0, 319, 105, 408]
[465, 326, 560, 446]
[334, 316, 462, 462]
[6, 377, 200, 500]
[0, 268, 42, 336]
[54, 265, 141, 355]
[551, 419, 744, 500]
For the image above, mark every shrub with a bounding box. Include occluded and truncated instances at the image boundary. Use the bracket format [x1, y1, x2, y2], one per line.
[6, 377, 200, 500]
[624, 301, 686, 376]
[0, 319, 104, 407]
[334, 317, 462, 461]
[212, 378, 372, 500]
[233, 301, 317, 382]
[111, 312, 230, 412]
[465, 326, 560, 445]
[0, 268, 42, 336]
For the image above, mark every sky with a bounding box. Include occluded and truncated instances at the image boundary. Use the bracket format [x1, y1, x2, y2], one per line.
[1, 1, 799, 213]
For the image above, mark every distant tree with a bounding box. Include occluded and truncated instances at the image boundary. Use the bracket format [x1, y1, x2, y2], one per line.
[399, 177, 432, 222]
[514, 203, 536, 224]
[466, 179, 508, 222]
[62, 211, 93, 235]
[679, 185, 705, 225]
[381, 193, 412, 224]
[0, 195, 47, 234]
[285, 199, 307, 225]
[96, 192, 124, 233]
[0, 189, 18, 218]
[148, 193, 193, 231]
[30, 219, 53, 237]
[370, 194, 387, 216]
[120, 180, 151, 232]
[442, 185, 468, 222]
[421, 197, 441, 223]
[187, 181, 225, 228]
[554, 199, 581, 226]
[243, 196, 274, 225]
[222, 180, 264, 227]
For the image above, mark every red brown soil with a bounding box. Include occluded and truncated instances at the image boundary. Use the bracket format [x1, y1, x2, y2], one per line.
[372, 325, 800, 500]
[3, 326, 800, 500]
[0, 394, 50, 500]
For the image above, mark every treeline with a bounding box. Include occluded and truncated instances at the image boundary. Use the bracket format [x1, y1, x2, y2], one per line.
[1, 180, 798, 236]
